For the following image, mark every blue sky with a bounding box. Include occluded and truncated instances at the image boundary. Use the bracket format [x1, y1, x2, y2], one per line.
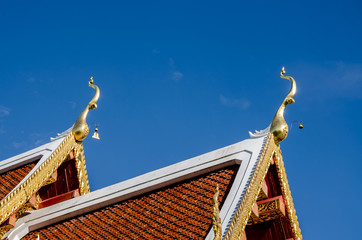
[1, 1, 361, 239]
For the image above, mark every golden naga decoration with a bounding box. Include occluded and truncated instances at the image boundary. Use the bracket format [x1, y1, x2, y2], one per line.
[270, 67, 296, 144]
[72, 77, 100, 142]
[213, 184, 222, 240]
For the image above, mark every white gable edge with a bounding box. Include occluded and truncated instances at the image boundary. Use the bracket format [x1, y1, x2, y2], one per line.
[0, 137, 67, 208]
[0, 138, 65, 174]
[5, 135, 267, 240]
[205, 134, 268, 240]
[0, 128, 72, 174]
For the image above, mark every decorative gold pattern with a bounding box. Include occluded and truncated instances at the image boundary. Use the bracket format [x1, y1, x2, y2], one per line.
[223, 134, 276, 240]
[15, 203, 35, 219]
[212, 185, 222, 240]
[256, 180, 268, 201]
[270, 67, 297, 144]
[274, 147, 302, 240]
[72, 77, 100, 142]
[42, 177, 56, 186]
[247, 196, 285, 225]
[0, 133, 74, 225]
[74, 142, 90, 195]
[0, 225, 13, 239]
[223, 135, 302, 240]
[0, 132, 90, 227]
[42, 172, 57, 186]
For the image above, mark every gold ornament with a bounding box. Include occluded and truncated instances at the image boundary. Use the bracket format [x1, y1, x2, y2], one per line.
[72, 77, 100, 142]
[270, 67, 297, 144]
[212, 184, 222, 240]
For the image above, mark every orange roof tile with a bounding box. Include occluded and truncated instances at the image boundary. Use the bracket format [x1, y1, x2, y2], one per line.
[0, 162, 37, 200]
[23, 166, 238, 240]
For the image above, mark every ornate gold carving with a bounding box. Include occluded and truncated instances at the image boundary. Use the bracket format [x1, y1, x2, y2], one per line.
[74, 142, 90, 195]
[212, 185, 222, 240]
[42, 171, 57, 187]
[0, 133, 75, 225]
[223, 135, 302, 240]
[72, 77, 100, 142]
[0, 224, 13, 239]
[42, 177, 56, 186]
[247, 196, 285, 225]
[274, 147, 302, 240]
[256, 180, 268, 201]
[223, 134, 276, 240]
[15, 203, 35, 219]
[270, 67, 297, 144]
[0, 131, 90, 227]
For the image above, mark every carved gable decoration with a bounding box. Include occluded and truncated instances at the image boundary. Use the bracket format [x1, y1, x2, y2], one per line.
[0, 132, 90, 238]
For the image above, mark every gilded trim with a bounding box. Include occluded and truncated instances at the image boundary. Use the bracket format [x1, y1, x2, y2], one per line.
[274, 147, 302, 239]
[74, 142, 90, 195]
[0, 225, 13, 239]
[0, 132, 90, 226]
[247, 196, 285, 225]
[42, 174, 56, 186]
[223, 134, 302, 240]
[15, 203, 35, 219]
[223, 134, 276, 240]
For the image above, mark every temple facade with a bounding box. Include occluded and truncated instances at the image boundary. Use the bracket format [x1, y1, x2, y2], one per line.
[0, 70, 302, 240]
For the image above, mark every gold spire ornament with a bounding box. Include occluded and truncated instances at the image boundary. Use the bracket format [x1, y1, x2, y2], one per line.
[213, 185, 222, 240]
[270, 67, 297, 144]
[72, 77, 100, 142]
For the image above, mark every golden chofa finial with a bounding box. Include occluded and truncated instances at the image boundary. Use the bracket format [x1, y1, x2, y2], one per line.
[270, 67, 297, 144]
[72, 77, 100, 142]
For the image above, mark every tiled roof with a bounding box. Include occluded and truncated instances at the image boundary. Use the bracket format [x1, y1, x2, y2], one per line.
[0, 162, 37, 200]
[23, 166, 238, 240]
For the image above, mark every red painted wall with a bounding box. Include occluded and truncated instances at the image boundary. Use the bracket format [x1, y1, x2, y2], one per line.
[38, 159, 79, 201]
[245, 163, 294, 240]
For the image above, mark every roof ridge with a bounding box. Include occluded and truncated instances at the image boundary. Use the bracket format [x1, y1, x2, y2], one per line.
[50, 127, 72, 141]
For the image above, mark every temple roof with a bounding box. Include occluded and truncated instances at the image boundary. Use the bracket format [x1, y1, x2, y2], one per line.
[3, 129, 296, 240]
[0, 128, 92, 238]
[22, 167, 238, 239]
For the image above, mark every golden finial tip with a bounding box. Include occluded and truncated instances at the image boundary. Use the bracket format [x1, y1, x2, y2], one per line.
[90, 76, 94, 84]
[281, 67, 286, 76]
